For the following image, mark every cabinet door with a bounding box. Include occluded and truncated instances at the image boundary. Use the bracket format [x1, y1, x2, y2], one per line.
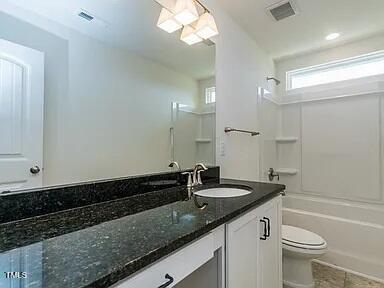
[257, 196, 282, 288]
[226, 208, 260, 288]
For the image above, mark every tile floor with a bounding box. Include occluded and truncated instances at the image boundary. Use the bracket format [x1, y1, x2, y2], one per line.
[313, 262, 384, 288]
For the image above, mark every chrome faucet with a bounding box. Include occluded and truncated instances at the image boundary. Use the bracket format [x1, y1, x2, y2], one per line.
[169, 161, 181, 171]
[192, 163, 208, 186]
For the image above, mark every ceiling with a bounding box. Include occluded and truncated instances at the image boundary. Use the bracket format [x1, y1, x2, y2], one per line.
[218, 0, 384, 60]
[4, 0, 215, 80]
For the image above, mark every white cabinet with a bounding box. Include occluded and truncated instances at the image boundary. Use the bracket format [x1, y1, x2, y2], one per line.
[257, 196, 283, 288]
[112, 226, 225, 288]
[226, 205, 260, 288]
[111, 196, 282, 288]
[226, 195, 282, 288]
[113, 233, 214, 288]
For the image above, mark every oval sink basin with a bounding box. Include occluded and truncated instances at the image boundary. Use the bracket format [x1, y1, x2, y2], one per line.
[194, 186, 252, 198]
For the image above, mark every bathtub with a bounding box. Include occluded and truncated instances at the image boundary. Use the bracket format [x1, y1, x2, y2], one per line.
[282, 193, 384, 282]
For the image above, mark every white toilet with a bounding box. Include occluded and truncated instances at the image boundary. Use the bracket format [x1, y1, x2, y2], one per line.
[282, 225, 327, 288]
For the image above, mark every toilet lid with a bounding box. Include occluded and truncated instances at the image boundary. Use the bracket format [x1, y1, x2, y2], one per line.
[282, 225, 326, 248]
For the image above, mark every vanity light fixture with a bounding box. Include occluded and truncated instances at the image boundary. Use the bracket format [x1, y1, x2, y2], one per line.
[180, 25, 203, 45]
[195, 12, 218, 39]
[173, 0, 199, 25]
[325, 32, 340, 41]
[157, 8, 183, 33]
[154, 0, 218, 45]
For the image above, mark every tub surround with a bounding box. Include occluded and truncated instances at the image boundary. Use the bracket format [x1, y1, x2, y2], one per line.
[0, 172, 284, 288]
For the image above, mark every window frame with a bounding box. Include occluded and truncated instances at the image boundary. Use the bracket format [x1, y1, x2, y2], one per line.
[286, 50, 384, 91]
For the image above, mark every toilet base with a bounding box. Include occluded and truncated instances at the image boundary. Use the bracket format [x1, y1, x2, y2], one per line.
[283, 253, 316, 288]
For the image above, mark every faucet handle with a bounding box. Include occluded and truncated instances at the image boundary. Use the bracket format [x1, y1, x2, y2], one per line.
[197, 170, 204, 185]
[182, 172, 193, 188]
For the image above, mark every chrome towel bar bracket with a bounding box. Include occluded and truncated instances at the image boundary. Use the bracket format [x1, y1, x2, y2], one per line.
[224, 127, 260, 136]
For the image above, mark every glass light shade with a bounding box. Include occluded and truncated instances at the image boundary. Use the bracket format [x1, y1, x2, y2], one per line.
[157, 8, 182, 33]
[180, 25, 203, 45]
[195, 12, 219, 39]
[173, 0, 199, 25]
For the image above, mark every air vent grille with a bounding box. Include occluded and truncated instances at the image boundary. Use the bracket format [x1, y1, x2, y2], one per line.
[78, 11, 94, 21]
[268, 1, 297, 21]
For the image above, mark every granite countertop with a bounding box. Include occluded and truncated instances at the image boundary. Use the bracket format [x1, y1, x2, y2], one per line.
[0, 179, 285, 288]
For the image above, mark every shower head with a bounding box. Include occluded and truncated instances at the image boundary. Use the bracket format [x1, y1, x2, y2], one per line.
[267, 77, 281, 85]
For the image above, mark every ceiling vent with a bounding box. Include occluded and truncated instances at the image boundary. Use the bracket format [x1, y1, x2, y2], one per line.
[78, 11, 94, 21]
[266, 0, 299, 21]
[75, 9, 108, 27]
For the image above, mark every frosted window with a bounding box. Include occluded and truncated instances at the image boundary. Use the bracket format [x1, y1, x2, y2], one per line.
[287, 51, 384, 90]
[205, 87, 216, 104]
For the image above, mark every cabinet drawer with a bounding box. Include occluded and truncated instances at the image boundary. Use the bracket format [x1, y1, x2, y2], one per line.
[113, 233, 214, 288]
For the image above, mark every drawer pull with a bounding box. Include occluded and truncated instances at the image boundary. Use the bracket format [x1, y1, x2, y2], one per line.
[158, 274, 174, 288]
[264, 217, 271, 238]
[260, 219, 267, 240]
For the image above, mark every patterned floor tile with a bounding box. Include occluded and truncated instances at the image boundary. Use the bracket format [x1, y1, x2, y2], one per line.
[313, 262, 346, 288]
[344, 273, 384, 288]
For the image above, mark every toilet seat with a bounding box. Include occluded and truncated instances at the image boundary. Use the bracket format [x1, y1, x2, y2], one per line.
[282, 225, 327, 250]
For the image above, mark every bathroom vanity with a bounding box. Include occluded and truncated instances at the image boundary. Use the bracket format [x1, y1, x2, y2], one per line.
[113, 193, 283, 288]
[0, 169, 285, 288]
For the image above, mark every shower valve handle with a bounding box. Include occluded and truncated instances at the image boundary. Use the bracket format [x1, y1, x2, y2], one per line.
[268, 168, 280, 182]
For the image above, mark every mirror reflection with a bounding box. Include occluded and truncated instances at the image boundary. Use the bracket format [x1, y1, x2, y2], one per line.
[0, 0, 215, 192]
[171, 78, 216, 169]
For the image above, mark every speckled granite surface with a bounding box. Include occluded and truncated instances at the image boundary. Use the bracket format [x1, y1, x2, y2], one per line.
[0, 179, 284, 288]
[0, 167, 220, 223]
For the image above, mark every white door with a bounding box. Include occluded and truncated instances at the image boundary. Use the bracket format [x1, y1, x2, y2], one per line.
[0, 39, 44, 192]
[226, 208, 260, 288]
[257, 196, 283, 288]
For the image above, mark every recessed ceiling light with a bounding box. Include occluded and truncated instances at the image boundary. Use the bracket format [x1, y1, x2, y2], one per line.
[325, 33, 340, 41]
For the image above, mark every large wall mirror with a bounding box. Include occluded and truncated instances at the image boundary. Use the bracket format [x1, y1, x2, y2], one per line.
[0, 0, 216, 192]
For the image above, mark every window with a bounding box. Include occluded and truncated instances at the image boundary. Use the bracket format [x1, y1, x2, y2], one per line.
[205, 86, 216, 104]
[286, 51, 384, 90]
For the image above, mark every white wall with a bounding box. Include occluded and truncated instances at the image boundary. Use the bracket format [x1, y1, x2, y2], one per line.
[205, 0, 276, 181]
[0, 10, 199, 186]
